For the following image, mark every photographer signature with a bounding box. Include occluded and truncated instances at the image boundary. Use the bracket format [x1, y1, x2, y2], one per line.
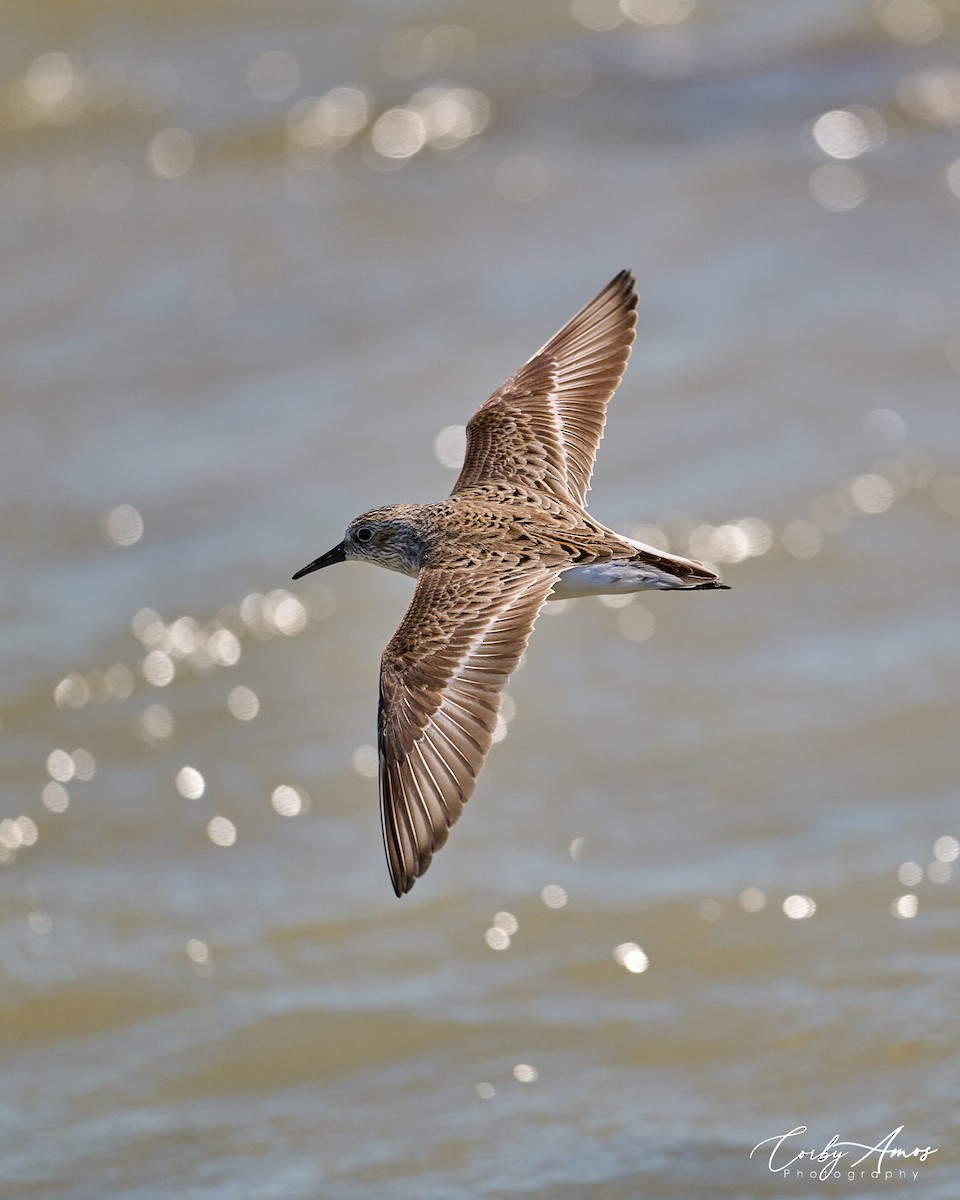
[750, 1125, 938, 1182]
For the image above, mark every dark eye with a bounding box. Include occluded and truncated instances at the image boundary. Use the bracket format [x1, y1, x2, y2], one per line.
[355, 526, 374, 543]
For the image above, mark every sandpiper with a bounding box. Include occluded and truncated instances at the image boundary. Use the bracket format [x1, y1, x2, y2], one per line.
[294, 271, 727, 896]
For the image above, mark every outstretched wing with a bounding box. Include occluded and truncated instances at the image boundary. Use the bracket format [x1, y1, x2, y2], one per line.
[452, 270, 638, 508]
[378, 560, 561, 896]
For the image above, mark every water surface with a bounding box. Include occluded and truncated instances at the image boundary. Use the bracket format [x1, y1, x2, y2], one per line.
[1, 2, 959, 1196]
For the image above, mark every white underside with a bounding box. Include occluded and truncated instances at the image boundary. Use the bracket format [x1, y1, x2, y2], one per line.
[549, 539, 711, 600]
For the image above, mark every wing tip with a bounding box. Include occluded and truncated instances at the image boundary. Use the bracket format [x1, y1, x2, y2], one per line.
[607, 268, 638, 314]
[611, 266, 637, 293]
[571, 268, 639, 354]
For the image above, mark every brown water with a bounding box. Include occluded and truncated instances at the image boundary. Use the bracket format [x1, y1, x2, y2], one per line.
[1, 2, 959, 1197]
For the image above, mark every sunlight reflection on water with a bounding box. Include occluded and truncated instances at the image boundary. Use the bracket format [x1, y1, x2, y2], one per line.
[1, 1, 959, 1196]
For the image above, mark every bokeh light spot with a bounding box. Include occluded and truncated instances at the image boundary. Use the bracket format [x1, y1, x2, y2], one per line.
[873, 0, 943, 43]
[106, 663, 135, 699]
[736, 517, 774, 557]
[176, 766, 205, 799]
[812, 109, 875, 159]
[513, 1063, 539, 1082]
[620, 0, 696, 25]
[897, 65, 960, 124]
[143, 650, 175, 687]
[412, 86, 490, 150]
[630, 523, 669, 550]
[267, 593, 308, 636]
[47, 748, 75, 783]
[433, 424, 467, 469]
[352, 745, 379, 779]
[707, 523, 752, 563]
[207, 816, 237, 846]
[208, 629, 241, 665]
[484, 926, 511, 950]
[541, 884, 568, 909]
[168, 617, 199, 658]
[186, 938, 210, 963]
[271, 784, 304, 817]
[227, 686, 260, 720]
[42, 782, 69, 813]
[100, 504, 144, 546]
[698, 898, 722, 922]
[927, 859, 952, 883]
[781, 520, 822, 559]
[783, 894, 817, 919]
[287, 87, 370, 148]
[25, 52, 75, 106]
[133, 608, 164, 646]
[136, 703, 175, 744]
[147, 128, 195, 178]
[54, 673, 91, 708]
[739, 887, 767, 912]
[71, 748, 96, 780]
[370, 107, 427, 160]
[614, 942, 650, 972]
[0, 820, 23, 851]
[892, 894, 919, 919]
[809, 163, 867, 211]
[21, 817, 39, 846]
[897, 861, 923, 886]
[617, 604, 654, 642]
[850, 473, 895, 514]
[571, 0, 625, 31]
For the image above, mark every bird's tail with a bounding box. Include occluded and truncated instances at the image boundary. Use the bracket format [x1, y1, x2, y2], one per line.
[623, 537, 728, 590]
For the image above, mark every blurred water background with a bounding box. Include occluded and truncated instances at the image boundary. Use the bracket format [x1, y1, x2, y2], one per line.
[1, 1, 959, 1196]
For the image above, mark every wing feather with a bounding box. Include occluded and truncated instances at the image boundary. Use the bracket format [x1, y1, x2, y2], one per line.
[378, 562, 560, 895]
[453, 271, 638, 507]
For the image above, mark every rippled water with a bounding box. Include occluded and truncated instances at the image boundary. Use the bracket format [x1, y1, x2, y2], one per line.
[2, 2, 959, 1196]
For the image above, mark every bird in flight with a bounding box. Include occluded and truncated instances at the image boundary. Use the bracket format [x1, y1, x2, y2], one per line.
[294, 271, 727, 896]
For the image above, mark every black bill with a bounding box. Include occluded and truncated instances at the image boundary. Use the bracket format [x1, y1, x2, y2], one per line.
[292, 541, 346, 580]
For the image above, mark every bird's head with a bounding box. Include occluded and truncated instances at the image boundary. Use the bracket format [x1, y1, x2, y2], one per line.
[292, 504, 426, 580]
